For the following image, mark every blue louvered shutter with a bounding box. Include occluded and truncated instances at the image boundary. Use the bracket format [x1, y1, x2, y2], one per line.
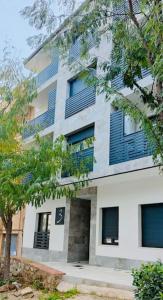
[142, 204, 163, 248]
[102, 207, 119, 245]
[48, 89, 56, 110]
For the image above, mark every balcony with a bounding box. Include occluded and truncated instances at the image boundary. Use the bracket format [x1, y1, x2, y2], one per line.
[109, 111, 153, 165]
[23, 108, 55, 139]
[111, 68, 150, 91]
[62, 147, 94, 177]
[33, 232, 50, 250]
[36, 57, 59, 88]
[73, 147, 94, 172]
[69, 35, 95, 63]
[65, 86, 96, 118]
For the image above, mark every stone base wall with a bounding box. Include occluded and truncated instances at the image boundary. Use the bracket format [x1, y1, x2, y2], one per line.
[22, 247, 67, 262]
[0, 257, 64, 290]
[92, 255, 146, 270]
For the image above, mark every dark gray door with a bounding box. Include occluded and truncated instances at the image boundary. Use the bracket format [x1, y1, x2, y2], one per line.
[68, 199, 91, 262]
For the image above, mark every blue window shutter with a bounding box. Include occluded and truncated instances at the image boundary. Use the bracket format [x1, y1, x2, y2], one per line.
[48, 89, 56, 110]
[67, 126, 94, 144]
[109, 111, 153, 164]
[142, 204, 163, 248]
[102, 207, 119, 244]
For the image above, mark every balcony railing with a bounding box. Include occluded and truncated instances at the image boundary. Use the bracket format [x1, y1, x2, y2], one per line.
[23, 108, 55, 139]
[36, 58, 59, 88]
[69, 35, 95, 63]
[73, 147, 94, 172]
[33, 232, 50, 250]
[62, 147, 94, 177]
[109, 111, 154, 165]
[65, 86, 96, 118]
[111, 68, 150, 91]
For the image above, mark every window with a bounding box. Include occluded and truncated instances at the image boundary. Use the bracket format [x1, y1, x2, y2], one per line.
[3, 234, 17, 256]
[38, 212, 51, 233]
[62, 126, 94, 177]
[70, 137, 94, 154]
[69, 77, 88, 97]
[124, 115, 141, 135]
[69, 65, 96, 98]
[102, 207, 119, 245]
[142, 203, 163, 248]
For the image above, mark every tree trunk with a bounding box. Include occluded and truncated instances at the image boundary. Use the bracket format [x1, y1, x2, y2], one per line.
[3, 216, 12, 281]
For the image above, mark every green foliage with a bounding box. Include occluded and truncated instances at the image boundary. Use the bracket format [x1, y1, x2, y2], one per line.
[40, 289, 78, 300]
[132, 261, 163, 300]
[32, 278, 44, 290]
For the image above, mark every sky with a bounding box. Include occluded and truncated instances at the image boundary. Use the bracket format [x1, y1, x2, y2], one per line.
[0, 0, 83, 62]
[0, 0, 38, 60]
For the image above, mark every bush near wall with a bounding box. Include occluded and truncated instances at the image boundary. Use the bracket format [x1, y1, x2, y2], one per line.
[0, 257, 64, 290]
[132, 261, 163, 300]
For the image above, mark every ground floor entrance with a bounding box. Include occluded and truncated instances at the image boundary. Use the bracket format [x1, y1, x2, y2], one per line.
[23, 169, 163, 269]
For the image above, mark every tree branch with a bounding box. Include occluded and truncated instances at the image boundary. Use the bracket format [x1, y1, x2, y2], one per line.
[127, 0, 154, 66]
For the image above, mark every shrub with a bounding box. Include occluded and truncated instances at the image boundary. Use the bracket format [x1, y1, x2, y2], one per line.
[132, 261, 163, 300]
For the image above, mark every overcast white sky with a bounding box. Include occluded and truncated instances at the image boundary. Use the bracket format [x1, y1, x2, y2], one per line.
[0, 0, 82, 61]
[0, 0, 38, 60]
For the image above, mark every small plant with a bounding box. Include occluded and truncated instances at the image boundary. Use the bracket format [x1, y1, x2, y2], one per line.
[32, 278, 44, 290]
[0, 279, 6, 287]
[0, 278, 15, 287]
[39, 288, 78, 300]
[132, 261, 163, 300]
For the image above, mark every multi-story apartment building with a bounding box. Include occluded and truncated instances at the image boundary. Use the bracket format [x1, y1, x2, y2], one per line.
[22, 5, 163, 270]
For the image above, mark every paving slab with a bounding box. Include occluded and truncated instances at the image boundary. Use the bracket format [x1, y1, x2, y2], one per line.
[43, 261, 133, 291]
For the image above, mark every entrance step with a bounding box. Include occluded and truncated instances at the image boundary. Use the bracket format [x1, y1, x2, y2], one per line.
[57, 281, 135, 300]
[43, 262, 133, 291]
[63, 273, 133, 291]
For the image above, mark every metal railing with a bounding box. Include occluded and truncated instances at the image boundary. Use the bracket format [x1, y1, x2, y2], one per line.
[65, 86, 96, 118]
[23, 108, 55, 139]
[33, 232, 50, 250]
[69, 35, 95, 63]
[62, 147, 94, 177]
[36, 58, 59, 88]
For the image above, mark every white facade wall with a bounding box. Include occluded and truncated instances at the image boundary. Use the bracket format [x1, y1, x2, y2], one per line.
[23, 198, 66, 252]
[96, 174, 163, 263]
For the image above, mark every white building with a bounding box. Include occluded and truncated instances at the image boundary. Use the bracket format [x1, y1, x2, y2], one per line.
[22, 4, 163, 270]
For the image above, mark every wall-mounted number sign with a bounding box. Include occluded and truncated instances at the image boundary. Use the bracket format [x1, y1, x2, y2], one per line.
[55, 207, 65, 225]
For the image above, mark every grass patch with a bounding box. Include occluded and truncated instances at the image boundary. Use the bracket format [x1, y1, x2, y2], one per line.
[40, 288, 78, 300]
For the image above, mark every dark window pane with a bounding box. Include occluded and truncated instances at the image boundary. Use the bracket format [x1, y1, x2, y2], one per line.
[102, 207, 119, 245]
[38, 213, 51, 233]
[142, 203, 163, 248]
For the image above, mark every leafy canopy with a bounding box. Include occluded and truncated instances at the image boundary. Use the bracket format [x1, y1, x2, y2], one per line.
[0, 47, 88, 225]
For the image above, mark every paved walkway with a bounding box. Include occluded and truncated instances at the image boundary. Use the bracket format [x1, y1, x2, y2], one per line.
[43, 261, 133, 290]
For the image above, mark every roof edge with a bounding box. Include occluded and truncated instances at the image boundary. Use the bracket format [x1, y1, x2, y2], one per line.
[24, 0, 91, 65]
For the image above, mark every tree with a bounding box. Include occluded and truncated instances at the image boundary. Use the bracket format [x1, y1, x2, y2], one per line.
[21, 0, 163, 165]
[0, 49, 87, 280]
[20, 0, 81, 48]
